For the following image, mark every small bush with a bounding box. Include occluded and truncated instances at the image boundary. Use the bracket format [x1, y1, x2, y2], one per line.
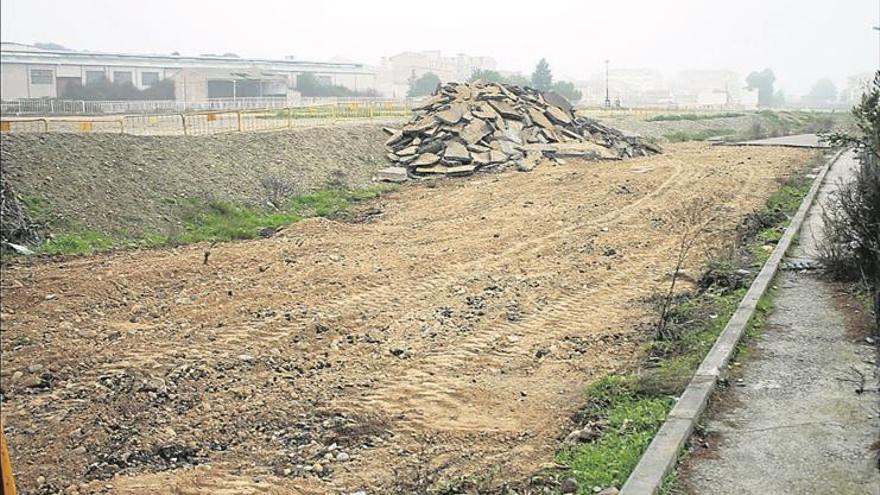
[647, 112, 744, 122]
[663, 129, 735, 142]
[823, 71, 880, 331]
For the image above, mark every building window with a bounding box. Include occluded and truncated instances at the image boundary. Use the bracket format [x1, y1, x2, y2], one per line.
[86, 71, 106, 85]
[141, 71, 160, 87]
[113, 71, 133, 85]
[30, 69, 53, 85]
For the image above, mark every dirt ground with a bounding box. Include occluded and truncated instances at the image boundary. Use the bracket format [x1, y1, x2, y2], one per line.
[0, 143, 814, 495]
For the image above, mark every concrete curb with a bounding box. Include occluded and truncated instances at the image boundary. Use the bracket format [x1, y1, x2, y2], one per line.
[619, 147, 847, 495]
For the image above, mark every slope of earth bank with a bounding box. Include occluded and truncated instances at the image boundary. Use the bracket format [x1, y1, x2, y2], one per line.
[0, 123, 395, 238]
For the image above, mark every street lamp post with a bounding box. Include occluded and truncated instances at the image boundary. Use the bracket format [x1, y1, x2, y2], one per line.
[874, 25, 879, 69]
[604, 59, 611, 109]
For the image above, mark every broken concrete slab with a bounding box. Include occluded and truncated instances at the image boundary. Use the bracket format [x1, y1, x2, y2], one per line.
[542, 90, 574, 112]
[443, 141, 472, 163]
[415, 164, 477, 175]
[411, 153, 441, 167]
[527, 107, 555, 131]
[377, 166, 409, 183]
[488, 100, 522, 120]
[435, 103, 467, 125]
[545, 105, 572, 125]
[460, 119, 494, 145]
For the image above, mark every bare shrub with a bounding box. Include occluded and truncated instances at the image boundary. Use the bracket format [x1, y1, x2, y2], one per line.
[0, 178, 40, 246]
[325, 169, 348, 190]
[260, 175, 293, 208]
[823, 71, 880, 331]
[655, 196, 719, 341]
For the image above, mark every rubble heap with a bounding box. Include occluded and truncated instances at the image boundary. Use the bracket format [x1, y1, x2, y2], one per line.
[379, 82, 660, 181]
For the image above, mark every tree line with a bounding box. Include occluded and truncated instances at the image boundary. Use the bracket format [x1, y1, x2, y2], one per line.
[747, 68, 842, 107]
[407, 58, 583, 102]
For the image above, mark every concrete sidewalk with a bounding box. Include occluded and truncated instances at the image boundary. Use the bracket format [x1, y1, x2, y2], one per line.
[683, 151, 880, 494]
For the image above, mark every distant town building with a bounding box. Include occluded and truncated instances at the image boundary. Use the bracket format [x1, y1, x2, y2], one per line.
[378, 51, 497, 98]
[583, 68, 669, 107]
[0, 42, 378, 102]
[671, 70, 743, 107]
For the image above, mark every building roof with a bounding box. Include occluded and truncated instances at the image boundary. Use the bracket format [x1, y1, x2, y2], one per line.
[0, 42, 374, 75]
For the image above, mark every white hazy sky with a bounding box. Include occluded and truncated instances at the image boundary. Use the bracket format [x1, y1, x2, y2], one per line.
[2, 0, 878, 94]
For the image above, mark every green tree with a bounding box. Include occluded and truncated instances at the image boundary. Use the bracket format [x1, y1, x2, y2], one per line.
[746, 68, 776, 107]
[551, 81, 582, 102]
[807, 78, 838, 103]
[295, 72, 379, 97]
[407, 72, 441, 97]
[773, 90, 786, 107]
[531, 58, 553, 92]
[296, 72, 321, 95]
[505, 74, 531, 87]
[468, 69, 505, 84]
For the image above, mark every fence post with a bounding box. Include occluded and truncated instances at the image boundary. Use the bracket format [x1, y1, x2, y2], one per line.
[237, 111, 242, 132]
[287, 107, 292, 129]
[180, 114, 187, 136]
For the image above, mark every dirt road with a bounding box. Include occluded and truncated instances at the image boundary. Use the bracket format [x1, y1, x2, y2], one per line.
[0, 143, 814, 494]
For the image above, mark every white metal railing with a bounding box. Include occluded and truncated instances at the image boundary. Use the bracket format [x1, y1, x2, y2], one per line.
[0, 97, 415, 116]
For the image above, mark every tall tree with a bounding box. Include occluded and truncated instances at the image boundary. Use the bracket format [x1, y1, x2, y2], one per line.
[531, 58, 553, 92]
[468, 69, 505, 84]
[746, 68, 776, 107]
[551, 81, 582, 102]
[407, 72, 441, 97]
[807, 78, 838, 103]
[505, 74, 531, 87]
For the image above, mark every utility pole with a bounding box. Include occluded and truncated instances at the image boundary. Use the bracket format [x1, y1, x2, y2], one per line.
[604, 59, 611, 109]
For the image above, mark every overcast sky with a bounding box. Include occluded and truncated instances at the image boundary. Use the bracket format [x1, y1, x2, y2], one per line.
[2, 0, 877, 94]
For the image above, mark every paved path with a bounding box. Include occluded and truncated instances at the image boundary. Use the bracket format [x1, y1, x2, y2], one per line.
[684, 151, 880, 494]
[736, 133, 830, 148]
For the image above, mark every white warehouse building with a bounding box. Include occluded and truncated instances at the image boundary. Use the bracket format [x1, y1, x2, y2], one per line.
[0, 42, 379, 102]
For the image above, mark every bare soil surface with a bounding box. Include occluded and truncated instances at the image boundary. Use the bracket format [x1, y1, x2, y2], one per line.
[0, 124, 395, 237]
[0, 143, 813, 495]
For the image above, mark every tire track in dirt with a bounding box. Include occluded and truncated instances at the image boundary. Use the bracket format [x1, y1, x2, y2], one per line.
[357, 158, 763, 433]
[179, 157, 690, 359]
[55, 157, 689, 374]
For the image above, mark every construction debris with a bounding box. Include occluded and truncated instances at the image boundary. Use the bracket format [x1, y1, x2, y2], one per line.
[379, 82, 660, 181]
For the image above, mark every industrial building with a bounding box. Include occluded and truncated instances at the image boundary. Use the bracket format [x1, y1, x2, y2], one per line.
[0, 42, 379, 103]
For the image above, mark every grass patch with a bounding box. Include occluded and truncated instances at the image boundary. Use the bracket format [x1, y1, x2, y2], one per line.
[36, 230, 170, 256]
[558, 376, 674, 488]
[663, 128, 736, 142]
[647, 112, 744, 122]
[30, 185, 396, 256]
[20, 194, 50, 217]
[39, 231, 118, 255]
[178, 186, 393, 243]
[554, 158, 819, 493]
[740, 110, 852, 140]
